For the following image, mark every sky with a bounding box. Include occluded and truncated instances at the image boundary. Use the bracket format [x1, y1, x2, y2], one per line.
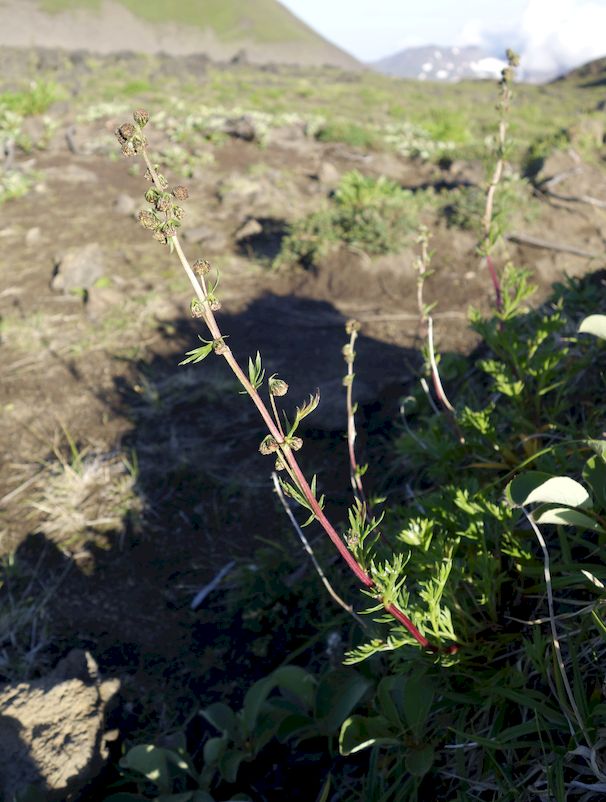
[280, 0, 606, 78]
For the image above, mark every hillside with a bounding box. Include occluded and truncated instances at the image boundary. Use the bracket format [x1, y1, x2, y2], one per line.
[0, 0, 359, 67]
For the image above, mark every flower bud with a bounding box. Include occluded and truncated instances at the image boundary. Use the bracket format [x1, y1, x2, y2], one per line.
[190, 299, 205, 319]
[133, 109, 150, 127]
[193, 259, 211, 277]
[342, 344, 354, 364]
[258, 436, 278, 455]
[275, 455, 286, 471]
[172, 185, 189, 201]
[152, 230, 167, 243]
[269, 376, 288, 397]
[288, 436, 303, 451]
[145, 188, 159, 204]
[345, 319, 360, 335]
[117, 122, 136, 141]
[138, 210, 158, 230]
[207, 294, 221, 312]
[156, 196, 171, 213]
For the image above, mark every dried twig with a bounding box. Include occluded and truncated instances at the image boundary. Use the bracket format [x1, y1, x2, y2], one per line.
[506, 232, 599, 259]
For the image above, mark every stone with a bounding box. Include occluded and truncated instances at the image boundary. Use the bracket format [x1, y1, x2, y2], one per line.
[316, 161, 340, 190]
[234, 218, 263, 241]
[222, 115, 257, 142]
[51, 243, 105, 293]
[113, 193, 136, 216]
[182, 226, 228, 252]
[0, 649, 120, 801]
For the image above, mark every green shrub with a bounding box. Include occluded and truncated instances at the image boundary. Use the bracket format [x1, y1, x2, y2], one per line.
[276, 170, 417, 268]
[0, 80, 63, 116]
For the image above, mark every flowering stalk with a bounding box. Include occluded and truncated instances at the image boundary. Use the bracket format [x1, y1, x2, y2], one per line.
[115, 110, 457, 654]
[480, 49, 520, 311]
[342, 319, 368, 508]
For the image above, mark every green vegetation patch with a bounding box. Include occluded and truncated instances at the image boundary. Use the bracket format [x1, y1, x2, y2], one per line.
[276, 170, 419, 268]
[39, 0, 319, 43]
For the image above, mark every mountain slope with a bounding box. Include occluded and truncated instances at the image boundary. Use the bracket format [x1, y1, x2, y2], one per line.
[0, 0, 359, 67]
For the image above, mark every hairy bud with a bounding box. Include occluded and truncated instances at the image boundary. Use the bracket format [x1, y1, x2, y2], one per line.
[213, 337, 228, 355]
[138, 210, 158, 230]
[193, 259, 211, 278]
[190, 299, 205, 319]
[288, 436, 303, 451]
[259, 435, 279, 455]
[117, 122, 136, 141]
[345, 319, 360, 335]
[207, 294, 221, 312]
[172, 185, 189, 201]
[275, 455, 286, 471]
[269, 376, 288, 397]
[133, 109, 150, 127]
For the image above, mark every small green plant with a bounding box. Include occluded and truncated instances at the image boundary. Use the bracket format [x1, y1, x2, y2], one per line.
[276, 170, 417, 268]
[315, 120, 380, 150]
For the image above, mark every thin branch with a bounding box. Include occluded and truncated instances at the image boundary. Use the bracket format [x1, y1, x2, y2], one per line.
[343, 321, 367, 507]
[507, 232, 599, 259]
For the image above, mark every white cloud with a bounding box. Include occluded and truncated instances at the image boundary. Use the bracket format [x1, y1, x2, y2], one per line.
[455, 0, 606, 80]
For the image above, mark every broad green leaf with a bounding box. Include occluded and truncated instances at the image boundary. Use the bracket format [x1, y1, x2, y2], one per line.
[120, 745, 194, 792]
[315, 670, 371, 732]
[242, 676, 272, 734]
[401, 673, 435, 740]
[275, 712, 316, 742]
[200, 703, 237, 738]
[203, 736, 227, 766]
[377, 675, 405, 727]
[583, 456, 606, 508]
[534, 507, 604, 532]
[271, 665, 316, 711]
[405, 744, 435, 777]
[579, 314, 606, 340]
[506, 472, 591, 509]
[219, 749, 247, 784]
[339, 715, 399, 756]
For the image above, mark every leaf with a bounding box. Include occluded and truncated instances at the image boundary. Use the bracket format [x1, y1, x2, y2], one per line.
[179, 340, 213, 366]
[120, 745, 175, 792]
[405, 744, 435, 777]
[219, 749, 247, 784]
[506, 472, 591, 509]
[271, 665, 316, 711]
[534, 507, 604, 532]
[583, 456, 606, 508]
[200, 703, 237, 737]
[579, 314, 606, 340]
[587, 440, 606, 461]
[203, 736, 227, 765]
[247, 351, 264, 390]
[288, 391, 320, 436]
[242, 676, 273, 734]
[314, 670, 371, 733]
[401, 673, 435, 740]
[339, 715, 399, 756]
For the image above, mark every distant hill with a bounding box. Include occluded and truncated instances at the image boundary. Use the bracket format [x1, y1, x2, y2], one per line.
[555, 55, 606, 87]
[0, 0, 359, 68]
[372, 44, 506, 82]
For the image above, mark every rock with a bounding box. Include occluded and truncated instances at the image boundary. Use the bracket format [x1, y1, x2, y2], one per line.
[182, 225, 228, 252]
[316, 161, 340, 189]
[235, 218, 263, 242]
[86, 285, 123, 319]
[113, 193, 136, 216]
[222, 116, 257, 142]
[0, 649, 120, 801]
[25, 226, 41, 247]
[51, 243, 105, 293]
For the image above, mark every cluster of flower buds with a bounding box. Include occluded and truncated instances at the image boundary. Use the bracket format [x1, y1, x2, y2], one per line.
[138, 183, 189, 245]
[115, 109, 149, 157]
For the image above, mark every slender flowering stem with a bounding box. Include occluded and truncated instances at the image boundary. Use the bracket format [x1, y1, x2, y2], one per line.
[343, 320, 367, 507]
[118, 119, 456, 653]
